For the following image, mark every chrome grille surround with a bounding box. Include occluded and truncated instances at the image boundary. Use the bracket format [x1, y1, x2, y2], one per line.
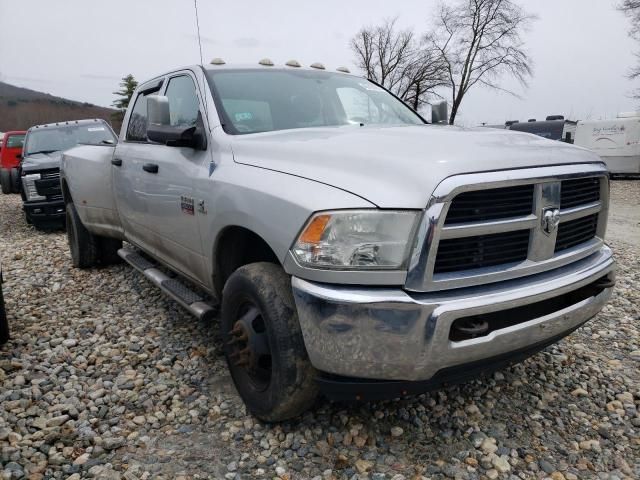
[405, 163, 609, 292]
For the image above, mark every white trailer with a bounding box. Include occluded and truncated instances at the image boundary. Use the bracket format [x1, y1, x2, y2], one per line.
[574, 112, 640, 175]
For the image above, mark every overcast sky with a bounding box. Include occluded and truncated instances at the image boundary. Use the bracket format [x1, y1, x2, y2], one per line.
[0, 0, 637, 126]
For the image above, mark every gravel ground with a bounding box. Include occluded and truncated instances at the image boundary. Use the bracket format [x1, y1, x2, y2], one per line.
[1, 182, 639, 480]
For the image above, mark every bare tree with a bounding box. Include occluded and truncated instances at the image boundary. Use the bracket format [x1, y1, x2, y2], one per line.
[426, 0, 535, 124]
[350, 18, 448, 111]
[618, 0, 640, 94]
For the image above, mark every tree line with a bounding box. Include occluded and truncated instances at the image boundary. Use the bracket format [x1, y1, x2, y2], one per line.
[112, 0, 640, 128]
[351, 0, 535, 124]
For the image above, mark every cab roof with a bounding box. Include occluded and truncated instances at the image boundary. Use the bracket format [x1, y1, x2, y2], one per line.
[27, 118, 108, 132]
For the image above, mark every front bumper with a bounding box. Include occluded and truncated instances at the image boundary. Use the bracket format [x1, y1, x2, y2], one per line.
[23, 199, 66, 225]
[292, 245, 615, 385]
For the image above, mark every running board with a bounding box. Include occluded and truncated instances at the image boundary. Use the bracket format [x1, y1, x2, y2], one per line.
[118, 248, 217, 322]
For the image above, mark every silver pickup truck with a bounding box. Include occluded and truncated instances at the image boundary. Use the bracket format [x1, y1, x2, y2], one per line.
[61, 62, 616, 421]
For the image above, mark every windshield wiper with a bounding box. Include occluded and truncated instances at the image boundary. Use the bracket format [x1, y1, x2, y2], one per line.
[77, 140, 116, 146]
[25, 149, 59, 156]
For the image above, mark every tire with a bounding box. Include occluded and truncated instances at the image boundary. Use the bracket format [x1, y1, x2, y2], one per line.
[10, 168, 20, 193]
[97, 237, 123, 265]
[0, 169, 11, 194]
[221, 262, 318, 422]
[67, 202, 122, 268]
[0, 282, 9, 345]
[66, 202, 99, 268]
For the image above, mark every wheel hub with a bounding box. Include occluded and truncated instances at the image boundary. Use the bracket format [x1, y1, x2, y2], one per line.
[227, 305, 272, 388]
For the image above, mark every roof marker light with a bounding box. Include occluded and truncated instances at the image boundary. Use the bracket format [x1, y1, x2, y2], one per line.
[310, 62, 325, 70]
[285, 59, 301, 67]
[210, 58, 226, 65]
[259, 58, 274, 66]
[336, 66, 351, 73]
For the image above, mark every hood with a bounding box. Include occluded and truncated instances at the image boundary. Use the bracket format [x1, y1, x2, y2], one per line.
[230, 125, 602, 208]
[21, 151, 63, 173]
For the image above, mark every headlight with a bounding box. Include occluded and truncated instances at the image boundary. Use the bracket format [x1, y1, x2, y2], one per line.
[22, 174, 46, 202]
[292, 210, 420, 270]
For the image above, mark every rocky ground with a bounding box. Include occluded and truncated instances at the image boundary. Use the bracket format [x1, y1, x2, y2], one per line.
[1, 181, 638, 480]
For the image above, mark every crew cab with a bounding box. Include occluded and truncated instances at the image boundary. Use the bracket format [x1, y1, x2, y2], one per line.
[61, 62, 615, 421]
[0, 131, 26, 194]
[20, 119, 116, 229]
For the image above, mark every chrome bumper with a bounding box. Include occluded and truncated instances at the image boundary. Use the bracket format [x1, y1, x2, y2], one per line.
[292, 246, 615, 381]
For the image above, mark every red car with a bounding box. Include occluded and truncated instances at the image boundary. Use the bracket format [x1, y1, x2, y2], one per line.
[0, 130, 27, 194]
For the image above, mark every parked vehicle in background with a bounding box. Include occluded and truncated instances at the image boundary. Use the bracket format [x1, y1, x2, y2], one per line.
[20, 119, 116, 229]
[509, 116, 577, 143]
[61, 62, 615, 421]
[0, 131, 27, 194]
[0, 262, 8, 345]
[574, 112, 640, 176]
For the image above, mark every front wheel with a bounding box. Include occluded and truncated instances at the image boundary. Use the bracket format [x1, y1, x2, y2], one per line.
[221, 262, 318, 422]
[0, 169, 11, 194]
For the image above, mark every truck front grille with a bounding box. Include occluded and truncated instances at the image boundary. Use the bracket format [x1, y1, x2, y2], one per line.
[444, 185, 534, 224]
[434, 230, 530, 274]
[406, 165, 609, 292]
[560, 177, 600, 208]
[555, 213, 599, 252]
[35, 169, 62, 200]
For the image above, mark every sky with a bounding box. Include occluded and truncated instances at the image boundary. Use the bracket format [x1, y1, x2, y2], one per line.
[0, 0, 637, 126]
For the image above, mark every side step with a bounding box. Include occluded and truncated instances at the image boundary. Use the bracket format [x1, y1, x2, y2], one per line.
[118, 248, 217, 322]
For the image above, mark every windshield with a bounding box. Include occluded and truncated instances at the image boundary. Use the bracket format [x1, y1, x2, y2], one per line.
[6, 134, 25, 148]
[206, 69, 425, 134]
[25, 122, 116, 155]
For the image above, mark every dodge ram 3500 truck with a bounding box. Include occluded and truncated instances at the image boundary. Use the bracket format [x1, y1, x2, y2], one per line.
[60, 62, 616, 421]
[21, 119, 117, 229]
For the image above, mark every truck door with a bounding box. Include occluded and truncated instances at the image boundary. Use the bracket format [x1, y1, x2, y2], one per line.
[135, 72, 209, 285]
[112, 80, 164, 256]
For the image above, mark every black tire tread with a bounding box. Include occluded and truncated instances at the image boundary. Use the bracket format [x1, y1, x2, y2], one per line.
[9, 168, 20, 194]
[0, 283, 9, 345]
[0, 169, 11, 195]
[222, 262, 318, 422]
[66, 203, 98, 268]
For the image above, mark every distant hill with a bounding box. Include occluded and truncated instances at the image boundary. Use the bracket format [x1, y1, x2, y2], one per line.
[0, 82, 121, 134]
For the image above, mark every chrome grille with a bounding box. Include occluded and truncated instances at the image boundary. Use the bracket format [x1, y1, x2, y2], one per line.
[560, 177, 600, 208]
[555, 213, 599, 252]
[434, 230, 530, 273]
[444, 185, 534, 224]
[406, 164, 609, 292]
[35, 169, 62, 199]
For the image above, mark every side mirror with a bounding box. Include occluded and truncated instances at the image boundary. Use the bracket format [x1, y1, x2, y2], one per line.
[431, 101, 449, 125]
[147, 95, 171, 126]
[146, 96, 207, 150]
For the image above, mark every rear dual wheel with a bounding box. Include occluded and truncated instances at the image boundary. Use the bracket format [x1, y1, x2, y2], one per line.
[222, 262, 318, 422]
[66, 202, 122, 268]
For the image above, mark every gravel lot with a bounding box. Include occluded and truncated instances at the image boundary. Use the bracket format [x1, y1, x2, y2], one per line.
[1, 181, 638, 480]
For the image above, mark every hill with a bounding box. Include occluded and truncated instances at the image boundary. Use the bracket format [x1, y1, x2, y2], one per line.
[0, 82, 122, 134]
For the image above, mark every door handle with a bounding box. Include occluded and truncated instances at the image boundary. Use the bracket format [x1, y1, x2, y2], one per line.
[143, 163, 159, 174]
[111, 158, 122, 167]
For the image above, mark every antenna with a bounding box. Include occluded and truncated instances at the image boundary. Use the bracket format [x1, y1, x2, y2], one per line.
[193, 0, 204, 66]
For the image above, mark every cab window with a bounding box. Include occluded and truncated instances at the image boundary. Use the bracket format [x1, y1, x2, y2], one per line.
[165, 75, 200, 127]
[126, 90, 158, 142]
[6, 134, 25, 148]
